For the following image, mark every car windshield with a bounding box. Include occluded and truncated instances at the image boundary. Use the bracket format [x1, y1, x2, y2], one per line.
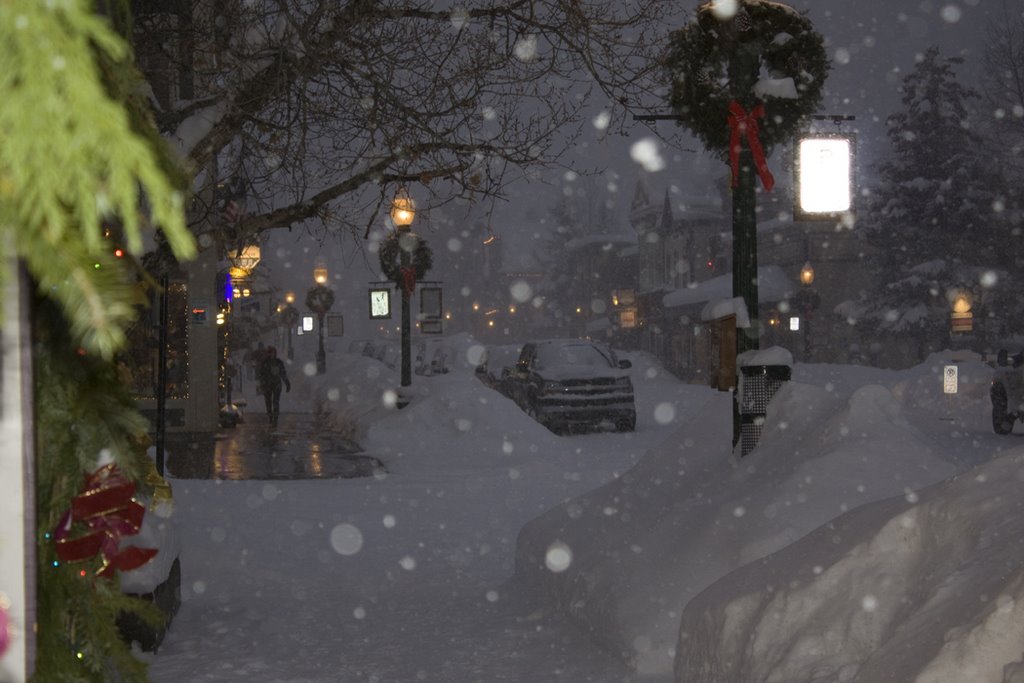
[535, 343, 612, 368]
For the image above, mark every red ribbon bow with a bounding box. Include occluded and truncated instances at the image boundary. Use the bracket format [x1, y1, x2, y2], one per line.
[728, 100, 775, 192]
[53, 464, 158, 578]
[400, 266, 417, 296]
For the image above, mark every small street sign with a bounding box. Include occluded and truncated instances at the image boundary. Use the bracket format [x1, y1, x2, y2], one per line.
[943, 365, 958, 394]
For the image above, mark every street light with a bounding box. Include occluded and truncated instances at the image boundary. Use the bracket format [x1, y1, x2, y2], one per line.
[792, 261, 820, 360]
[279, 300, 299, 360]
[391, 187, 416, 228]
[228, 244, 261, 279]
[391, 188, 416, 389]
[306, 268, 335, 375]
[799, 262, 815, 286]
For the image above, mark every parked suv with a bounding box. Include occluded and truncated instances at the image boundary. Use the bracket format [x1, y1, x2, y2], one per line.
[507, 339, 636, 433]
[991, 348, 1024, 434]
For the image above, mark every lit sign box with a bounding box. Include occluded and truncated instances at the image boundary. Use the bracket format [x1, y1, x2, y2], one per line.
[795, 133, 855, 221]
[369, 288, 391, 319]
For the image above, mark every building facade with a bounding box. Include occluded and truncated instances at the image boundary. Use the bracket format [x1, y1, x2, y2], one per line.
[627, 176, 871, 383]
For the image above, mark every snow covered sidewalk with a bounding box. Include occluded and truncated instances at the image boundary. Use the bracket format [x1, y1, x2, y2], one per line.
[144, 346, 701, 682]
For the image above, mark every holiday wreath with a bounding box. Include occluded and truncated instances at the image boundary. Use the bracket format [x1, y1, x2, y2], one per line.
[664, 0, 829, 156]
[378, 231, 433, 294]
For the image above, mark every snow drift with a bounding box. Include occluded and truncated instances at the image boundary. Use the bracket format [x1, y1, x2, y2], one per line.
[512, 351, 999, 676]
[675, 448, 1024, 683]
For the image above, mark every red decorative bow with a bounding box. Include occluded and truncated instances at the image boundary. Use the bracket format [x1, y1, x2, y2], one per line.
[53, 464, 158, 578]
[728, 100, 775, 191]
[400, 266, 417, 296]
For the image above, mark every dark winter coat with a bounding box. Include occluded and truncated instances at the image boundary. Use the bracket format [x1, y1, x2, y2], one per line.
[257, 357, 290, 393]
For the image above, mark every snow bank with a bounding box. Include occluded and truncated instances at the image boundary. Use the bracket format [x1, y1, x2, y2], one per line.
[512, 355, 993, 676]
[120, 498, 180, 594]
[675, 448, 1024, 683]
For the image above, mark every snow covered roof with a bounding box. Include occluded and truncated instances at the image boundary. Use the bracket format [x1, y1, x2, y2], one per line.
[662, 265, 796, 309]
[701, 296, 750, 326]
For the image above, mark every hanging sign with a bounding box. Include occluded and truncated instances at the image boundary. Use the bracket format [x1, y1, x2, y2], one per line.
[795, 134, 854, 219]
[327, 314, 345, 337]
[369, 288, 391, 319]
[950, 311, 973, 333]
[191, 300, 211, 325]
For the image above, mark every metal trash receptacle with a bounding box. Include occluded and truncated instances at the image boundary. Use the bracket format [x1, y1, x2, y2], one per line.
[737, 364, 791, 456]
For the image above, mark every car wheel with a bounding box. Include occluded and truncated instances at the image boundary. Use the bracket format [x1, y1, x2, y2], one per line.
[992, 382, 1014, 435]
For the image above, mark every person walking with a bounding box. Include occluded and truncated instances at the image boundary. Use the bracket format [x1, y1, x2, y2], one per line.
[256, 346, 290, 428]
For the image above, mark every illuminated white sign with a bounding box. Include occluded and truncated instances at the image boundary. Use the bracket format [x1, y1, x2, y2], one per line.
[369, 288, 391, 319]
[789, 316, 800, 331]
[302, 315, 314, 332]
[797, 136, 853, 217]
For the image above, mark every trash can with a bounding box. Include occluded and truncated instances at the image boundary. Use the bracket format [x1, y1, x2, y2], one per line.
[736, 363, 791, 456]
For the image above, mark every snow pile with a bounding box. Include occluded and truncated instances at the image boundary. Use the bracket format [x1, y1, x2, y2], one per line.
[120, 495, 180, 594]
[675, 448, 1024, 683]
[366, 369, 558, 468]
[512, 353, 997, 676]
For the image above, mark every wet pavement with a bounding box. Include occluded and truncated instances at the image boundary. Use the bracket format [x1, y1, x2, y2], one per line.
[166, 412, 386, 480]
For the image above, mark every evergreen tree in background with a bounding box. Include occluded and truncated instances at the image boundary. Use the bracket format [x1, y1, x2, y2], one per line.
[868, 46, 997, 267]
[980, 4, 1024, 269]
[854, 46, 1008, 357]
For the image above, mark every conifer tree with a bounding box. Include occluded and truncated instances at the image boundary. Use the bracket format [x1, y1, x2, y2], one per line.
[855, 46, 1005, 355]
[980, 4, 1024, 270]
[1, 2, 194, 680]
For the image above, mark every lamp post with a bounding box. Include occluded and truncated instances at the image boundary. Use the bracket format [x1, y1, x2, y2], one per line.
[391, 188, 416, 388]
[280, 292, 299, 361]
[306, 273, 334, 375]
[793, 261, 820, 360]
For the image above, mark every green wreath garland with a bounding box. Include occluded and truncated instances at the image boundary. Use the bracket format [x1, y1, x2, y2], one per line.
[378, 231, 433, 285]
[664, 0, 829, 155]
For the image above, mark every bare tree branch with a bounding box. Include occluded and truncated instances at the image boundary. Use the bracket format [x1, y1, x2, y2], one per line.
[131, 0, 679, 245]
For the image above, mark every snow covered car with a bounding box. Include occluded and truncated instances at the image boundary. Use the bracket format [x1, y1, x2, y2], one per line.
[991, 349, 1024, 434]
[507, 339, 636, 433]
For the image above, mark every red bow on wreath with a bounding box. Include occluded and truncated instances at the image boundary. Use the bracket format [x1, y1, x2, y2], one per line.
[728, 100, 775, 192]
[400, 265, 417, 296]
[53, 464, 158, 578]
